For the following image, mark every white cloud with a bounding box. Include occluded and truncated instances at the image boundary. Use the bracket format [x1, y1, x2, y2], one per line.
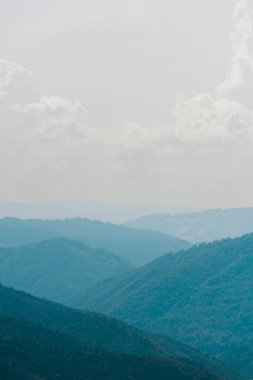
[0, 59, 33, 102]
[1, 0, 253, 205]
[168, 0, 253, 149]
[2, 0, 253, 164]
[0, 60, 89, 143]
[174, 93, 253, 144]
[0, 59, 89, 142]
[173, 94, 230, 143]
[0, 60, 93, 184]
[218, 0, 253, 104]
[18, 96, 88, 141]
[111, 1, 253, 158]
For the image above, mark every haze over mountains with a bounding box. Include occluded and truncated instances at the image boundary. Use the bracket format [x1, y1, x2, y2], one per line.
[78, 233, 253, 378]
[0, 238, 132, 305]
[0, 200, 196, 223]
[6, 201, 253, 244]
[127, 208, 253, 243]
[0, 217, 190, 266]
[0, 284, 235, 380]
[1, 208, 253, 378]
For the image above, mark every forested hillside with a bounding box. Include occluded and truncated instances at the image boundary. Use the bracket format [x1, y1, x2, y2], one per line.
[78, 233, 253, 377]
[0, 238, 132, 305]
[0, 284, 239, 380]
[0, 313, 227, 380]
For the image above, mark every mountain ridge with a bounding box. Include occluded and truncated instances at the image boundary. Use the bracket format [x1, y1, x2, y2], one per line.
[0, 237, 132, 306]
[77, 233, 253, 377]
[126, 207, 253, 243]
[0, 217, 190, 265]
[0, 283, 239, 380]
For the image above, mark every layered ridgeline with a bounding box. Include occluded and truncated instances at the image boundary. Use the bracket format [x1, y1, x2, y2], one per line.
[0, 313, 223, 380]
[127, 208, 253, 243]
[78, 233, 253, 378]
[0, 217, 190, 266]
[0, 284, 237, 380]
[0, 238, 132, 305]
[0, 200, 196, 223]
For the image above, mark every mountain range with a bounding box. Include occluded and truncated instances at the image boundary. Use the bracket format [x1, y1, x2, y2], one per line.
[77, 233, 253, 378]
[0, 200, 196, 223]
[1, 212, 253, 378]
[0, 217, 190, 266]
[127, 208, 253, 243]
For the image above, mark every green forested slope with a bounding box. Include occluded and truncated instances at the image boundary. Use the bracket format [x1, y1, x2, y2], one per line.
[0, 238, 132, 305]
[78, 234, 253, 377]
[0, 284, 239, 380]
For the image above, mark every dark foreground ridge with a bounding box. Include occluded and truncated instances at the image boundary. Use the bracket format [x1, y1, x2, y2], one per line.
[0, 283, 240, 380]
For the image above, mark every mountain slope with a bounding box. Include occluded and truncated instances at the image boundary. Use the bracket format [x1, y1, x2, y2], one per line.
[0, 313, 225, 380]
[127, 208, 253, 243]
[0, 217, 190, 265]
[0, 238, 132, 305]
[0, 284, 239, 380]
[78, 233, 253, 378]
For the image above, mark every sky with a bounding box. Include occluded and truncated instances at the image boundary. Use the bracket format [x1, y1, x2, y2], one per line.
[1, 0, 253, 209]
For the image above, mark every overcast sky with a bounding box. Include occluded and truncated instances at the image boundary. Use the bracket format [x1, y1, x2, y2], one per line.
[1, 0, 253, 209]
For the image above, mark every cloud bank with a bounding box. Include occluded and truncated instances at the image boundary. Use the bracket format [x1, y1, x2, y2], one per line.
[1, 0, 253, 205]
[173, 0, 253, 148]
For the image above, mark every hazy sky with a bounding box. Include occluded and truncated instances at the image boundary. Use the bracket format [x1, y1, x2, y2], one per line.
[1, 0, 253, 208]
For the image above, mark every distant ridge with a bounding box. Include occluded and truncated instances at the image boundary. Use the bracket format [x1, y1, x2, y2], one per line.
[126, 207, 253, 242]
[0, 217, 190, 266]
[0, 200, 196, 223]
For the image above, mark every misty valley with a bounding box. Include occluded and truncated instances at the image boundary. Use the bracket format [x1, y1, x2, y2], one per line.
[0, 210, 253, 379]
[1, 0, 253, 378]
